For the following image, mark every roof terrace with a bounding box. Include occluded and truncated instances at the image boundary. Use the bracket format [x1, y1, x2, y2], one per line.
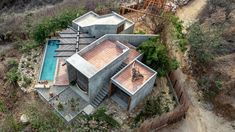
[113, 60, 156, 95]
[81, 40, 125, 70]
[73, 11, 126, 27]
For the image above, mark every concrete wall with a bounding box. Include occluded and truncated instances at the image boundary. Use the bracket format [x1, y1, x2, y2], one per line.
[88, 50, 129, 101]
[120, 20, 135, 34]
[106, 34, 158, 47]
[67, 63, 77, 83]
[129, 73, 156, 111]
[111, 60, 157, 111]
[90, 24, 118, 38]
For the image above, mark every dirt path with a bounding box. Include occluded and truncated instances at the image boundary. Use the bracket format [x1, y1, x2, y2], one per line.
[176, 0, 207, 28]
[160, 0, 235, 132]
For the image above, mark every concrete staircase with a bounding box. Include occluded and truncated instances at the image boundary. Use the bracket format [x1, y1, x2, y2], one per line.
[91, 86, 109, 107]
[91, 63, 127, 107]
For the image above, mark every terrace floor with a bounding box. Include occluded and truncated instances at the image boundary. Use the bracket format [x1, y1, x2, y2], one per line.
[123, 43, 140, 64]
[81, 40, 123, 69]
[114, 61, 154, 94]
[54, 58, 69, 86]
[49, 87, 89, 122]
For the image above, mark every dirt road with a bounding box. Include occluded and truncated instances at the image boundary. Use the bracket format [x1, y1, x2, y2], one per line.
[176, 0, 206, 28]
[160, 0, 235, 132]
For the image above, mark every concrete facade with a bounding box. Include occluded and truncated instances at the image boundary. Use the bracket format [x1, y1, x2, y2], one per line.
[66, 33, 158, 109]
[66, 39, 129, 103]
[72, 11, 134, 38]
[111, 60, 157, 111]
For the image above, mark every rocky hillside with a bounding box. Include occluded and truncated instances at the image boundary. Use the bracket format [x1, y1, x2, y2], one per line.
[0, 0, 63, 14]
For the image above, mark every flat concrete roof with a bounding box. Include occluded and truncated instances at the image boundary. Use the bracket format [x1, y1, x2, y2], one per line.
[113, 60, 155, 95]
[73, 11, 131, 27]
[66, 54, 98, 78]
[81, 40, 124, 70]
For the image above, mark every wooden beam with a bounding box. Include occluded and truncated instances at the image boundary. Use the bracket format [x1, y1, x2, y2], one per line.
[120, 6, 162, 18]
[127, 96, 131, 110]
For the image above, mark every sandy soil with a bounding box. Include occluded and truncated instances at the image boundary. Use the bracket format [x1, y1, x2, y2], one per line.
[160, 0, 235, 132]
[176, 0, 207, 28]
[159, 74, 235, 132]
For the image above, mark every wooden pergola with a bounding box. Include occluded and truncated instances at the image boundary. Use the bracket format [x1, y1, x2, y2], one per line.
[120, 0, 166, 17]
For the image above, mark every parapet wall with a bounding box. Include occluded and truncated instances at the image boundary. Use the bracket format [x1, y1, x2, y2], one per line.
[106, 34, 158, 47]
[138, 69, 190, 131]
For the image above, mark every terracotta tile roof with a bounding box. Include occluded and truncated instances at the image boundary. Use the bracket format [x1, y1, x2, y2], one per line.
[114, 61, 154, 94]
[123, 42, 140, 64]
[82, 40, 123, 69]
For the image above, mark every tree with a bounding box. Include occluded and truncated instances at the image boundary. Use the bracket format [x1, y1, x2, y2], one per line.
[137, 37, 179, 77]
[187, 22, 221, 66]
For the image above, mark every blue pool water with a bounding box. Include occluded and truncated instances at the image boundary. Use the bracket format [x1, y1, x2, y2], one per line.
[40, 40, 59, 80]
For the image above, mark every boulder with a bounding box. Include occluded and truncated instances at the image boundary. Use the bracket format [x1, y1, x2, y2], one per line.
[20, 114, 29, 124]
[228, 10, 235, 24]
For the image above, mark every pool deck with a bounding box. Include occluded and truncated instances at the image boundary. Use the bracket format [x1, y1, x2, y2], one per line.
[54, 58, 69, 86]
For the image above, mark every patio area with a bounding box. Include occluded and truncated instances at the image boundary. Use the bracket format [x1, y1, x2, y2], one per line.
[49, 87, 89, 122]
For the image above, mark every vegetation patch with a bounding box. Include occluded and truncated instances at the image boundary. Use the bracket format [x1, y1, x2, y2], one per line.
[1, 114, 23, 131]
[133, 95, 173, 127]
[0, 100, 6, 113]
[32, 9, 85, 44]
[82, 107, 120, 129]
[6, 59, 20, 85]
[187, 22, 227, 99]
[187, 22, 222, 66]
[137, 37, 179, 77]
[166, 14, 188, 52]
[25, 102, 69, 131]
[21, 76, 32, 88]
[18, 40, 39, 53]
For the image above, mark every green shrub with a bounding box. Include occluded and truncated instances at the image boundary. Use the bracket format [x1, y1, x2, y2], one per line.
[0, 100, 6, 113]
[167, 14, 187, 52]
[7, 59, 18, 70]
[81, 107, 120, 129]
[137, 37, 179, 77]
[32, 9, 85, 44]
[135, 30, 146, 34]
[1, 114, 22, 131]
[6, 67, 21, 84]
[187, 22, 221, 65]
[57, 102, 64, 111]
[92, 107, 120, 128]
[134, 97, 163, 125]
[25, 102, 68, 131]
[22, 76, 32, 88]
[19, 40, 39, 53]
[198, 76, 223, 99]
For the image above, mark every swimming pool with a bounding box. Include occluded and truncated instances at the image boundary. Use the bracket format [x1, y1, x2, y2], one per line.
[40, 40, 59, 81]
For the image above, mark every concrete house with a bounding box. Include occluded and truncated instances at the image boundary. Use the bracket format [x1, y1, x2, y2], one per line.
[111, 60, 157, 111]
[72, 11, 134, 38]
[66, 34, 157, 111]
[36, 11, 158, 122]
[66, 38, 129, 103]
